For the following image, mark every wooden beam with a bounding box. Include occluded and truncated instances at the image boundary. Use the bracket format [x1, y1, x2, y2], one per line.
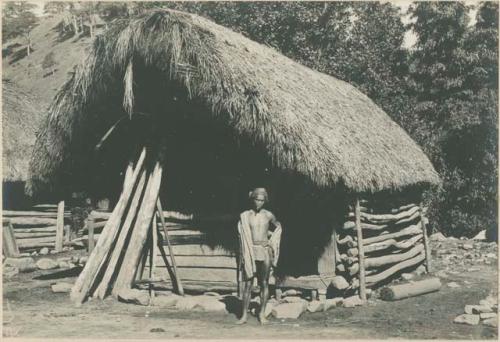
[318, 228, 336, 275]
[380, 277, 441, 301]
[156, 199, 184, 296]
[355, 198, 366, 302]
[365, 252, 425, 286]
[55, 200, 65, 252]
[3, 220, 20, 257]
[87, 216, 95, 253]
[420, 202, 432, 273]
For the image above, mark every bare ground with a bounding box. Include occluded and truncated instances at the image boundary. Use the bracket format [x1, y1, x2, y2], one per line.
[3, 239, 498, 339]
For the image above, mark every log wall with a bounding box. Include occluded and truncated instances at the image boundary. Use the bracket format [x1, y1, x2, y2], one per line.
[3, 205, 71, 250]
[336, 199, 429, 292]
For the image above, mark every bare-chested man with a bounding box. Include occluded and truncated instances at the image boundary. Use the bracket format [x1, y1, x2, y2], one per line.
[237, 188, 282, 324]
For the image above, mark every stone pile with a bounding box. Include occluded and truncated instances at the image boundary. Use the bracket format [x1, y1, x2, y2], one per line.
[454, 294, 498, 327]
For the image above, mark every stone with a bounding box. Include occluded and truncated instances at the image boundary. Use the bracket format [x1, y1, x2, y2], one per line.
[465, 305, 493, 314]
[282, 296, 307, 304]
[36, 258, 59, 270]
[430, 232, 447, 242]
[203, 292, 221, 298]
[50, 250, 59, 255]
[117, 289, 150, 306]
[71, 256, 80, 263]
[472, 230, 486, 240]
[283, 289, 301, 296]
[51, 282, 73, 293]
[39, 247, 49, 255]
[473, 306, 493, 314]
[483, 318, 498, 328]
[454, 314, 480, 325]
[3, 266, 19, 278]
[4, 257, 37, 272]
[324, 297, 343, 311]
[480, 313, 497, 320]
[331, 276, 349, 290]
[62, 246, 71, 252]
[342, 295, 364, 308]
[307, 301, 325, 313]
[447, 282, 460, 288]
[461, 244, 474, 251]
[58, 261, 71, 269]
[31, 251, 38, 256]
[19, 252, 30, 257]
[272, 302, 308, 319]
[152, 295, 180, 308]
[480, 300, 493, 307]
[415, 265, 427, 276]
[401, 273, 414, 281]
[175, 296, 226, 312]
[263, 298, 278, 318]
[79, 256, 89, 264]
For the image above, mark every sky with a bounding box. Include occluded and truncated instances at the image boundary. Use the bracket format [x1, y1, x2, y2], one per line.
[27, 0, 479, 49]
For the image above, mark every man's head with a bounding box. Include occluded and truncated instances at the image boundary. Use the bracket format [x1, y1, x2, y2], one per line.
[249, 188, 268, 211]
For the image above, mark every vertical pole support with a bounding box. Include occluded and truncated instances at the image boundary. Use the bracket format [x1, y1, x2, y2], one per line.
[55, 200, 65, 252]
[419, 202, 432, 273]
[355, 198, 366, 302]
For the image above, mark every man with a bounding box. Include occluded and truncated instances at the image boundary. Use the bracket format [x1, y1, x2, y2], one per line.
[237, 188, 282, 324]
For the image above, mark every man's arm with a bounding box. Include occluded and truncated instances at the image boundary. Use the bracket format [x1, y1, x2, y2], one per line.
[267, 211, 282, 234]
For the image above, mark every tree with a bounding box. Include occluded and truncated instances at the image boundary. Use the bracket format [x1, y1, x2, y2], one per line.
[408, 2, 498, 237]
[43, 2, 67, 15]
[2, 2, 39, 56]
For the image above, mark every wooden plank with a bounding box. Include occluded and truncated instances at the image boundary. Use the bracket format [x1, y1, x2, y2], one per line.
[276, 274, 333, 290]
[355, 199, 366, 302]
[147, 266, 237, 283]
[14, 232, 56, 238]
[349, 224, 422, 247]
[2, 210, 70, 218]
[55, 200, 65, 252]
[365, 252, 425, 285]
[420, 203, 432, 273]
[8, 217, 58, 226]
[318, 228, 336, 275]
[87, 216, 95, 253]
[158, 244, 234, 256]
[17, 236, 56, 248]
[152, 255, 237, 268]
[3, 220, 20, 257]
[156, 199, 184, 296]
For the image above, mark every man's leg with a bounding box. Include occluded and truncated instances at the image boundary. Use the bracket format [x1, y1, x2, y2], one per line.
[257, 252, 271, 324]
[236, 278, 253, 324]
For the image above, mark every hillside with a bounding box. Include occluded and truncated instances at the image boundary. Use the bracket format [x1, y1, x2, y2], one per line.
[2, 14, 99, 111]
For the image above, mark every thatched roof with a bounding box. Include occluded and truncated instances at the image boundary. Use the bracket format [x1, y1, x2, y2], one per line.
[3, 80, 42, 182]
[27, 9, 439, 196]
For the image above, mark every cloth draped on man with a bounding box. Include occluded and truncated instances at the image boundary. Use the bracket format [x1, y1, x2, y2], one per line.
[237, 210, 282, 279]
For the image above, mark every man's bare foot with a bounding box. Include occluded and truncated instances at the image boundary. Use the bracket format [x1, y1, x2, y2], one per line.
[236, 317, 248, 325]
[258, 315, 269, 325]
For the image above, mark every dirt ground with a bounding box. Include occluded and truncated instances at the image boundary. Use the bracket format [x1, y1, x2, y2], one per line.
[3, 239, 498, 339]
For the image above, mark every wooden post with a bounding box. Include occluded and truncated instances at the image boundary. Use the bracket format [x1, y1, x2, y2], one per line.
[3, 219, 20, 257]
[156, 199, 184, 296]
[64, 224, 71, 243]
[355, 198, 366, 302]
[55, 200, 65, 252]
[87, 215, 95, 254]
[419, 202, 431, 273]
[317, 227, 337, 276]
[149, 215, 158, 299]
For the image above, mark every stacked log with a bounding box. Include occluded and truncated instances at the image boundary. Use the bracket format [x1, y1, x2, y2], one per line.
[3, 208, 71, 250]
[335, 199, 430, 294]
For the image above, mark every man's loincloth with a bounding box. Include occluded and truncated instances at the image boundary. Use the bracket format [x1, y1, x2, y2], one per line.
[252, 243, 273, 262]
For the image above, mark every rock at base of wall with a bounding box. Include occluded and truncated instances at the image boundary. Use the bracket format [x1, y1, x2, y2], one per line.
[454, 314, 480, 325]
[272, 302, 308, 319]
[117, 289, 150, 306]
[36, 258, 59, 270]
[51, 282, 73, 293]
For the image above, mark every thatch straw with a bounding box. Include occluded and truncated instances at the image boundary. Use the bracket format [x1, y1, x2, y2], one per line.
[3, 80, 42, 182]
[27, 9, 440, 196]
